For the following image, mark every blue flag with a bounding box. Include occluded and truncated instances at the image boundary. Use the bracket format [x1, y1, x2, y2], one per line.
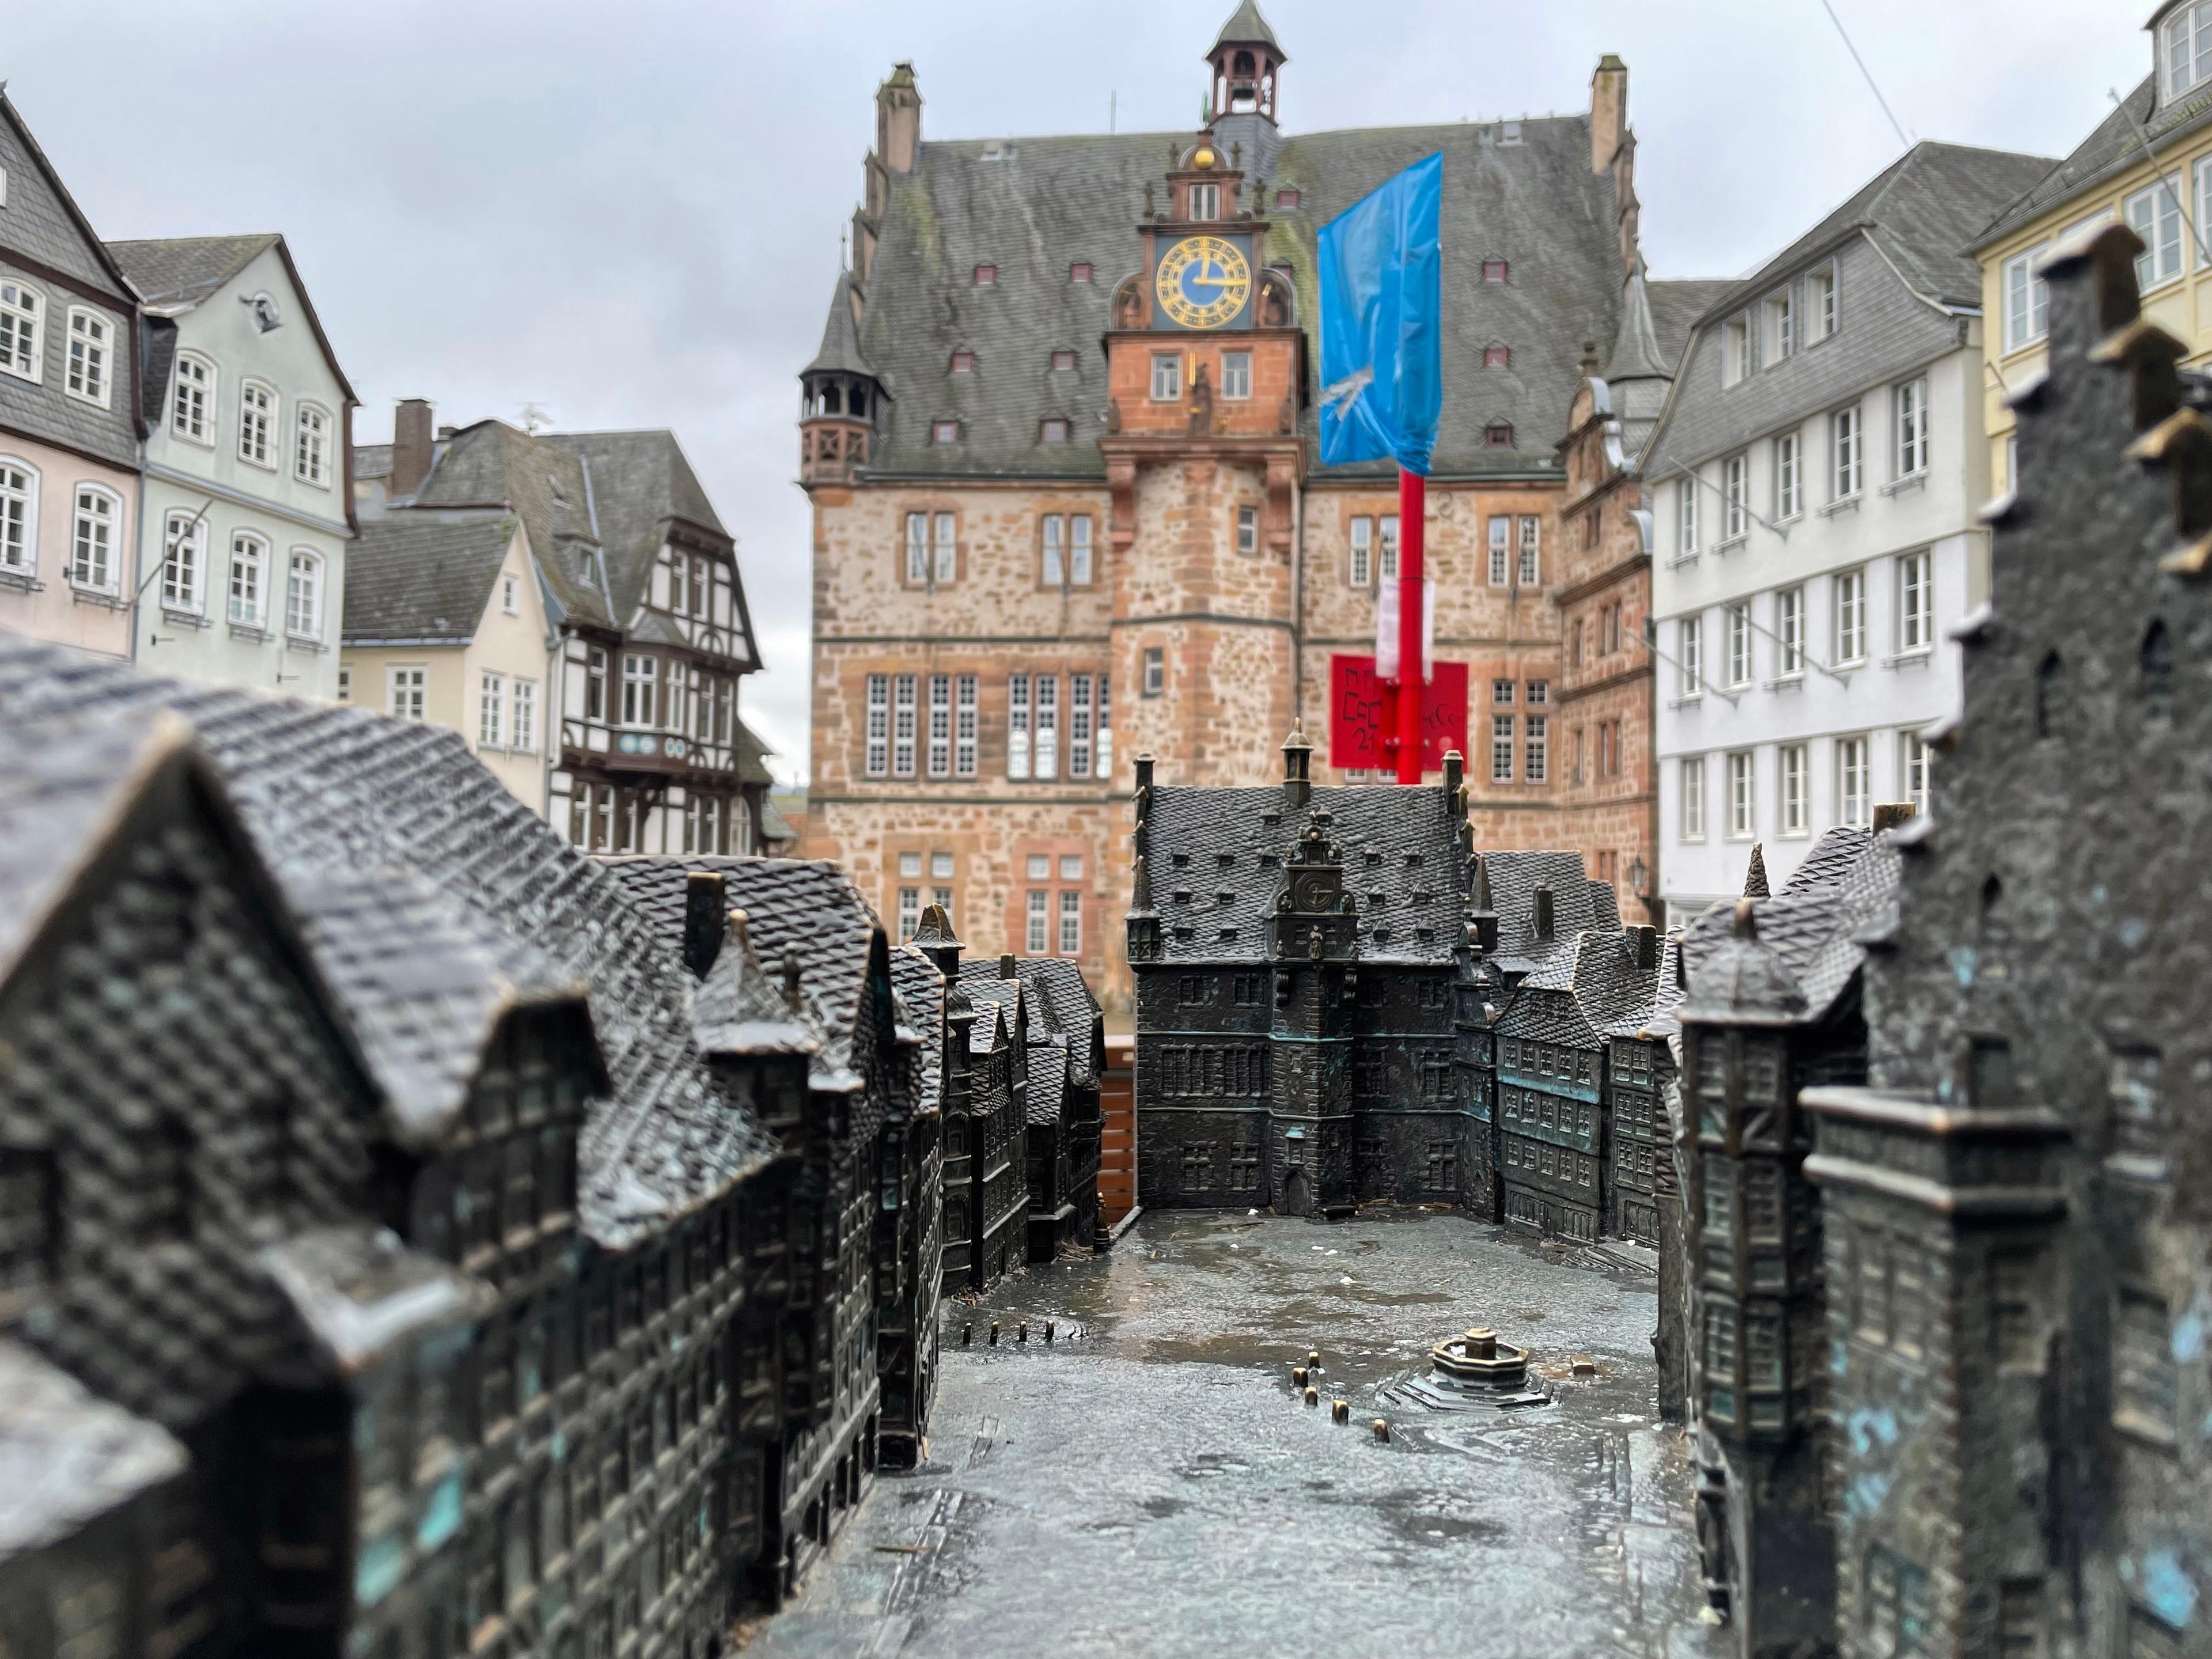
[1316, 153, 1444, 475]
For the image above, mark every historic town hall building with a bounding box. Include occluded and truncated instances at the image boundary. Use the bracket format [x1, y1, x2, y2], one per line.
[798, 6, 1722, 1012]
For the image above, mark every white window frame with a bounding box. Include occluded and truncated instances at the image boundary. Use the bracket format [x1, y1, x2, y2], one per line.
[904, 513, 927, 584]
[294, 402, 332, 487]
[1677, 476, 1699, 556]
[1058, 889, 1082, 956]
[1488, 516, 1510, 585]
[1834, 568, 1867, 665]
[387, 665, 427, 721]
[2126, 175, 2188, 291]
[502, 573, 520, 615]
[228, 531, 267, 626]
[0, 280, 41, 383]
[69, 486, 120, 592]
[1525, 714, 1548, 783]
[1776, 431, 1801, 521]
[511, 678, 538, 753]
[1678, 615, 1702, 698]
[1221, 350, 1252, 400]
[1723, 314, 1751, 387]
[1900, 729, 1931, 818]
[1350, 515, 1373, 587]
[1490, 714, 1515, 783]
[1681, 756, 1707, 843]
[64, 307, 111, 408]
[1726, 602, 1752, 688]
[1808, 263, 1839, 343]
[238, 380, 278, 469]
[1041, 513, 1065, 586]
[1189, 181, 1220, 221]
[1236, 505, 1259, 555]
[892, 672, 917, 777]
[1896, 550, 1933, 655]
[955, 674, 978, 777]
[161, 511, 205, 612]
[1378, 514, 1400, 580]
[1150, 353, 1181, 402]
[171, 351, 215, 444]
[1033, 674, 1058, 779]
[1069, 513, 1093, 585]
[1779, 744, 1809, 838]
[2002, 244, 2050, 353]
[2165, 1, 2212, 104]
[1832, 404, 1862, 500]
[932, 511, 955, 584]
[1836, 734, 1870, 828]
[1517, 516, 1540, 585]
[899, 888, 922, 943]
[1726, 751, 1756, 840]
[285, 547, 323, 639]
[1008, 673, 1031, 779]
[928, 672, 953, 777]
[1895, 377, 1929, 479]
[1026, 889, 1050, 954]
[1763, 287, 1794, 363]
[479, 671, 507, 749]
[1722, 453, 1748, 541]
[1776, 586, 1804, 679]
[865, 673, 889, 777]
[0, 455, 39, 575]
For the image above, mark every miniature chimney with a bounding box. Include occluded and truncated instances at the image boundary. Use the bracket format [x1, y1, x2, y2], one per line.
[1441, 748, 1464, 806]
[1281, 718, 1313, 808]
[2091, 317, 2188, 433]
[781, 950, 805, 1013]
[391, 398, 435, 498]
[1133, 752, 1156, 793]
[1742, 843, 1770, 899]
[1634, 923, 1659, 970]
[1469, 854, 1499, 954]
[683, 870, 727, 979]
[1534, 884, 1555, 941]
[2128, 408, 2212, 565]
[1872, 801, 1918, 834]
[1000, 952, 1017, 978]
[911, 902, 963, 980]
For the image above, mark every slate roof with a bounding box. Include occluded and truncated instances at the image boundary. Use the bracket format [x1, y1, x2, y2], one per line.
[889, 947, 946, 1118]
[1483, 849, 1602, 980]
[694, 914, 820, 1060]
[0, 1340, 187, 1562]
[1603, 931, 1687, 1040]
[540, 431, 730, 624]
[732, 718, 778, 786]
[954, 964, 1020, 1056]
[1024, 1041, 1069, 1129]
[1010, 958, 1104, 1087]
[256, 1226, 493, 1378]
[1691, 142, 2057, 322]
[341, 517, 517, 643]
[844, 103, 1644, 480]
[107, 234, 276, 309]
[408, 421, 608, 626]
[1213, 0, 1282, 51]
[0, 631, 771, 1249]
[597, 855, 886, 1104]
[804, 271, 873, 378]
[1141, 782, 1467, 963]
[0, 93, 137, 301]
[1974, 75, 2167, 249]
[1676, 826, 1900, 1025]
[355, 442, 394, 482]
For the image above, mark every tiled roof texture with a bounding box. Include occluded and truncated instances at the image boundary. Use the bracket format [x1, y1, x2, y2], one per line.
[1692, 141, 2056, 321]
[0, 1340, 187, 1559]
[540, 430, 729, 625]
[1144, 782, 1467, 962]
[889, 947, 946, 1118]
[805, 271, 873, 378]
[596, 855, 885, 1103]
[340, 516, 516, 643]
[107, 234, 278, 308]
[851, 112, 1639, 480]
[1010, 958, 1104, 1086]
[355, 442, 395, 482]
[255, 1226, 494, 1377]
[732, 718, 779, 786]
[694, 916, 820, 1060]
[0, 94, 136, 301]
[1484, 849, 1600, 979]
[1604, 931, 1687, 1040]
[0, 632, 771, 1249]
[955, 964, 1020, 1056]
[1675, 827, 1901, 1024]
[408, 422, 609, 626]
[1024, 1041, 1069, 1128]
[1975, 75, 2160, 248]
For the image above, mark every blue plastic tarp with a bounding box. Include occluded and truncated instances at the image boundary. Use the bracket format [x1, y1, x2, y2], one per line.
[1316, 152, 1444, 476]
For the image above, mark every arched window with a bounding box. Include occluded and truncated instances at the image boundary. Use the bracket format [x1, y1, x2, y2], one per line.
[172, 351, 216, 444]
[65, 308, 112, 408]
[161, 510, 205, 612]
[69, 486, 120, 591]
[228, 531, 268, 626]
[293, 402, 331, 486]
[0, 455, 39, 575]
[238, 379, 278, 468]
[2141, 619, 2173, 721]
[0, 279, 43, 382]
[2035, 650, 2065, 740]
[285, 548, 323, 640]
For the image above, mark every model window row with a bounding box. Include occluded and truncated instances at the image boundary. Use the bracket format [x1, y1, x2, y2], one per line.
[577, 649, 740, 745]
[861, 670, 1112, 784]
[154, 512, 325, 638]
[1672, 551, 1934, 698]
[1674, 377, 1929, 558]
[0, 280, 120, 411]
[2002, 175, 2207, 355]
[1678, 731, 1932, 844]
[566, 785, 743, 857]
[164, 346, 334, 487]
[1719, 260, 1841, 387]
[0, 458, 131, 597]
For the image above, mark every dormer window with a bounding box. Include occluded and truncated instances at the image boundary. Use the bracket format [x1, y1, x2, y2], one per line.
[1051, 349, 1076, 371]
[1190, 182, 1220, 221]
[1069, 262, 1093, 283]
[1484, 344, 1510, 369]
[2164, 1, 2212, 103]
[1486, 423, 1514, 448]
[950, 350, 975, 374]
[1276, 188, 1301, 210]
[1482, 259, 1509, 283]
[1040, 417, 1069, 444]
[931, 418, 961, 445]
[973, 264, 997, 286]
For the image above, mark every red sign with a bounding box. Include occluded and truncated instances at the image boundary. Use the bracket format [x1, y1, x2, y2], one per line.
[1327, 655, 1468, 772]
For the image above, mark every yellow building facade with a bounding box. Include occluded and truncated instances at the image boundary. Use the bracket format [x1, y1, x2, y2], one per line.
[1979, 6, 2212, 485]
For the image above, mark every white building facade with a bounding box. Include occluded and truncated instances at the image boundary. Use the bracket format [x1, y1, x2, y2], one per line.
[109, 236, 354, 698]
[1644, 143, 2055, 914]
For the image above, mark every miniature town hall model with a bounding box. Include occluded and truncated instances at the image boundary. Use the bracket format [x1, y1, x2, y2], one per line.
[1661, 222, 2212, 1659]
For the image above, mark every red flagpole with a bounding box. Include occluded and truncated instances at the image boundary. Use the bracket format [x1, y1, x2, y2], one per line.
[1395, 466, 1425, 784]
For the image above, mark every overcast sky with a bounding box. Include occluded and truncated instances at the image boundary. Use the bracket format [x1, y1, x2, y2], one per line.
[4, 1, 2146, 783]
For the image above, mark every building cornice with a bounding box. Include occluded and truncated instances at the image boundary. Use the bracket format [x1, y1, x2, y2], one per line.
[144, 461, 354, 538]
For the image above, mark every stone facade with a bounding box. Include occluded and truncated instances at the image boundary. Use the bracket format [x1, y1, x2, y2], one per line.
[801, 14, 1721, 1014]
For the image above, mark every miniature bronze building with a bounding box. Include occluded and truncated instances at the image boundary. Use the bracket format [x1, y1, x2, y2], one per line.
[953, 959, 1035, 1289]
[0, 637, 915, 1658]
[1786, 222, 2212, 1659]
[1003, 959, 1104, 1259]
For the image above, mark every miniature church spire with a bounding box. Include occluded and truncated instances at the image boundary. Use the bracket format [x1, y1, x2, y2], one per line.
[1742, 842, 1770, 899]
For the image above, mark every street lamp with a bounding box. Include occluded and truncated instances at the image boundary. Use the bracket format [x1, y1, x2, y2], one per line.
[1628, 855, 1649, 898]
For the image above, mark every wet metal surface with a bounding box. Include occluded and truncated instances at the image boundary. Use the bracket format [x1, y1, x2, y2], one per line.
[745, 1210, 1722, 1659]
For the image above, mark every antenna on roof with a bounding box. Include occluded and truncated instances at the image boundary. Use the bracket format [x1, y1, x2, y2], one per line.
[1819, 0, 1912, 149]
[1111, 90, 1118, 134]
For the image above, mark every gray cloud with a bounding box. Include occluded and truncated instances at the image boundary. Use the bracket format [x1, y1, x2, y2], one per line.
[4, 1, 2142, 783]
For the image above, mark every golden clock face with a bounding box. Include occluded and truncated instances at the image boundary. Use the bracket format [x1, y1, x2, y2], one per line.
[1154, 235, 1252, 331]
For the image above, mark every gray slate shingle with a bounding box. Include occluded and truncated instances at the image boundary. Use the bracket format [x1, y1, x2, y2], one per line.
[341, 516, 515, 643]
